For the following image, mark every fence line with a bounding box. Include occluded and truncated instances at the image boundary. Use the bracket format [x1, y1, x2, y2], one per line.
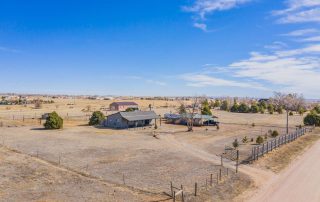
[251, 127, 314, 161]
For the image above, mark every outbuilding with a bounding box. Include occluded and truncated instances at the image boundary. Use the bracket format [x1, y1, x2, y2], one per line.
[164, 113, 219, 126]
[103, 111, 159, 129]
[109, 102, 139, 111]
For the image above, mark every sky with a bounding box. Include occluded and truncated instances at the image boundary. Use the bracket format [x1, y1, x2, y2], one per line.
[0, 0, 319, 98]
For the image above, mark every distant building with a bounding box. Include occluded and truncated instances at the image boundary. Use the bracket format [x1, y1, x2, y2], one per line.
[103, 111, 159, 129]
[109, 102, 138, 111]
[164, 113, 219, 126]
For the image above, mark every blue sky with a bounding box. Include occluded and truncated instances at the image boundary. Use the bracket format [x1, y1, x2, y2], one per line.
[0, 0, 320, 98]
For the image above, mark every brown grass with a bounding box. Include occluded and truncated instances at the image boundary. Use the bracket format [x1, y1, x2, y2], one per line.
[254, 130, 320, 173]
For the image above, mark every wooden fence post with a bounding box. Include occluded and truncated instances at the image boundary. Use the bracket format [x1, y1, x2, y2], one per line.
[236, 150, 239, 173]
[210, 174, 213, 186]
[170, 181, 173, 197]
[194, 182, 197, 196]
[221, 155, 223, 166]
[173, 191, 176, 202]
[219, 168, 222, 181]
[181, 185, 184, 202]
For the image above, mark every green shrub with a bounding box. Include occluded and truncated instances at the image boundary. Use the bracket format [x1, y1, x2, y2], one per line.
[201, 104, 212, 115]
[314, 105, 320, 114]
[232, 139, 239, 148]
[252, 123, 255, 127]
[276, 107, 283, 114]
[220, 100, 229, 111]
[230, 103, 239, 112]
[44, 111, 63, 129]
[250, 104, 259, 113]
[271, 130, 279, 137]
[304, 112, 320, 126]
[289, 111, 294, 116]
[256, 136, 264, 144]
[267, 104, 274, 114]
[242, 136, 248, 143]
[298, 107, 305, 115]
[89, 111, 105, 126]
[238, 103, 250, 113]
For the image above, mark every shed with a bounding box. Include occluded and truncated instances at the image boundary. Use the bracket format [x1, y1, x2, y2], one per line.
[109, 102, 139, 111]
[103, 111, 159, 129]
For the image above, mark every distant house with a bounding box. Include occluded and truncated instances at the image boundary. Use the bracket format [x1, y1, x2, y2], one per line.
[164, 113, 219, 126]
[109, 102, 138, 111]
[103, 111, 159, 129]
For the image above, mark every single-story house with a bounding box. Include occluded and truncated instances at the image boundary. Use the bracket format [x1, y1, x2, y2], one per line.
[103, 111, 159, 129]
[109, 102, 139, 111]
[164, 113, 219, 126]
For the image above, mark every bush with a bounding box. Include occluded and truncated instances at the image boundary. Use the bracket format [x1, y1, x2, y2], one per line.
[256, 136, 264, 144]
[238, 103, 250, 113]
[44, 111, 63, 129]
[252, 123, 255, 127]
[289, 111, 294, 116]
[232, 139, 239, 148]
[220, 100, 229, 111]
[125, 107, 137, 112]
[267, 104, 274, 114]
[201, 104, 212, 115]
[230, 103, 239, 113]
[276, 107, 283, 114]
[271, 130, 279, 137]
[314, 105, 320, 114]
[298, 107, 305, 116]
[304, 112, 320, 126]
[242, 136, 248, 143]
[89, 111, 105, 126]
[250, 104, 259, 113]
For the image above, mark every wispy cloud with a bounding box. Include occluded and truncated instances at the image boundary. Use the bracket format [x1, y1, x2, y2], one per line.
[301, 36, 320, 42]
[264, 41, 288, 50]
[183, 0, 253, 31]
[180, 73, 269, 90]
[146, 79, 167, 86]
[273, 0, 320, 23]
[193, 22, 208, 31]
[0, 46, 21, 53]
[283, 28, 319, 36]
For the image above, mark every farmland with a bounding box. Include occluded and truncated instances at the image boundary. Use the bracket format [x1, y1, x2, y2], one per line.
[0, 97, 317, 201]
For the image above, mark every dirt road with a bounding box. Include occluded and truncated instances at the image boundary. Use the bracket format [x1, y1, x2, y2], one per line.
[250, 138, 320, 202]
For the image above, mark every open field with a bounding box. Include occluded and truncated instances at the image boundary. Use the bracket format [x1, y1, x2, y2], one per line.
[0, 98, 314, 201]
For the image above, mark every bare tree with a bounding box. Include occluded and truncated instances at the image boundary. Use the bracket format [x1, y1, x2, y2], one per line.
[179, 96, 206, 132]
[271, 92, 305, 134]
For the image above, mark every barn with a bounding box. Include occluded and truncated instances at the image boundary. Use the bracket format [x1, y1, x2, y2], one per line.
[103, 111, 159, 129]
[109, 102, 139, 111]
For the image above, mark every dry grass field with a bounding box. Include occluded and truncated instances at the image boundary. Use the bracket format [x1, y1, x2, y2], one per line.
[0, 98, 316, 201]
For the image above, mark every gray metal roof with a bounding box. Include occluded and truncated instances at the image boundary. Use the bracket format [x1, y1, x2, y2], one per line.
[119, 111, 159, 121]
[110, 102, 138, 106]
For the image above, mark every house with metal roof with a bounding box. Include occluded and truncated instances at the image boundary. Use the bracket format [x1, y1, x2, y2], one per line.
[109, 101, 139, 111]
[164, 113, 219, 126]
[103, 111, 159, 129]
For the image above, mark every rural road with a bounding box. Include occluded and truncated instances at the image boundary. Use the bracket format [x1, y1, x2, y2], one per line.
[250, 137, 320, 202]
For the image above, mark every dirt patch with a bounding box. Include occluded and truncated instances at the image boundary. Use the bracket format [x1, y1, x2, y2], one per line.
[253, 131, 320, 173]
[0, 146, 165, 202]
